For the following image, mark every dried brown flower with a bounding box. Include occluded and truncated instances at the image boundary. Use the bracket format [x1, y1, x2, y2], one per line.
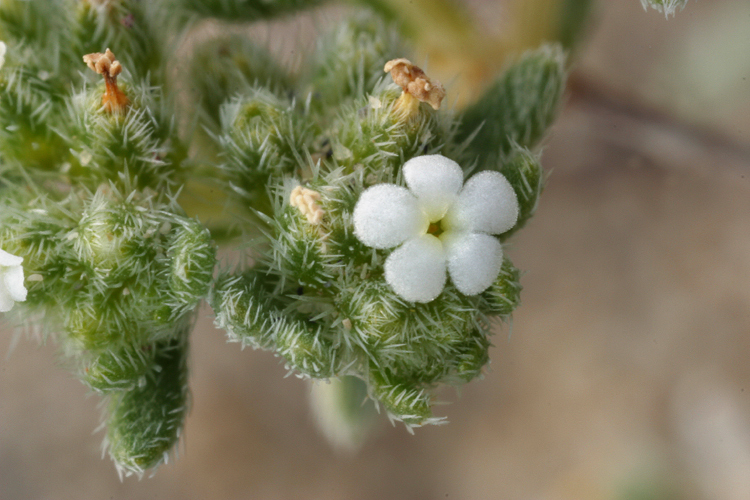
[384, 58, 445, 111]
[83, 48, 129, 113]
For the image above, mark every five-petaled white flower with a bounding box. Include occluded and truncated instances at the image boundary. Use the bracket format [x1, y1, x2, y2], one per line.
[0, 41, 6, 70]
[353, 154, 519, 303]
[0, 249, 28, 313]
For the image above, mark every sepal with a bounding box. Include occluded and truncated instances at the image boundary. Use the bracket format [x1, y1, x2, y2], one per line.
[105, 322, 191, 478]
[479, 257, 522, 318]
[497, 145, 544, 240]
[78, 340, 158, 393]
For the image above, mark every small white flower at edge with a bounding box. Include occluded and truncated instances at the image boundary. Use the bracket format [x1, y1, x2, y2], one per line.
[0, 249, 28, 312]
[0, 41, 6, 70]
[353, 154, 519, 303]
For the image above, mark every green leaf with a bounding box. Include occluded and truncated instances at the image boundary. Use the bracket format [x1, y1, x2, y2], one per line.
[498, 145, 544, 240]
[457, 44, 566, 170]
[105, 330, 190, 477]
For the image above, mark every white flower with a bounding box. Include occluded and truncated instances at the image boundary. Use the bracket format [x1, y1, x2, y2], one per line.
[353, 154, 519, 303]
[0, 249, 28, 313]
[0, 41, 6, 70]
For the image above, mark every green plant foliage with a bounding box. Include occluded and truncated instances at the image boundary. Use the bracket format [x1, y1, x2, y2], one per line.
[218, 87, 315, 214]
[305, 12, 403, 111]
[105, 324, 191, 477]
[59, 81, 183, 191]
[70, 0, 162, 82]
[328, 84, 456, 179]
[0, 52, 69, 171]
[0, 184, 215, 475]
[480, 258, 523, 317]
[0, 0, 567, 474]
[456, 45, 566, 170]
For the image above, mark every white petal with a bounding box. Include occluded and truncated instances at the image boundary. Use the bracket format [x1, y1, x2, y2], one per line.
[444, 232, 503, 296]
[443, 171, 519, 235]
[384, 235, 446, 303]
[0, 281, 14, 312]
[3, 265, 27, 302]
[0, 41, 6, 70]
[403, 154, 463, 222]
[0, 249, 23, 267]
[353, 184, 428, 249]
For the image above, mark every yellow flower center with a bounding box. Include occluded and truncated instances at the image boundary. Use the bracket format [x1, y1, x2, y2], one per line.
[427, 221, 444, 237]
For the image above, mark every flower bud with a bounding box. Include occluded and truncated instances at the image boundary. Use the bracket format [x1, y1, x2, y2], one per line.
[105, 332, 189, 477]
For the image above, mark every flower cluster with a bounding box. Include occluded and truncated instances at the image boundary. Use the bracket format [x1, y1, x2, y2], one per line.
[0, 0, 565, 471]
[353, 155, 519, 302]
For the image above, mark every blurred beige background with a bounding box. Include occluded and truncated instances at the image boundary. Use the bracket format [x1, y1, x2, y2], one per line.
[2, 1, 750, 499]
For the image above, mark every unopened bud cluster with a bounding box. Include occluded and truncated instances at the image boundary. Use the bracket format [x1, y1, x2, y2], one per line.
[0, 0, 212, 477]
[0, 184, 215, 476]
